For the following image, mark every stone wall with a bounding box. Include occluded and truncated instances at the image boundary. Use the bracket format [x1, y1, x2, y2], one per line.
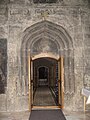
[0, 0, 90, 111]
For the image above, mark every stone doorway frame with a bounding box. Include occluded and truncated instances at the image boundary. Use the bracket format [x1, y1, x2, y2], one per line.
[28, 52, 64, 111]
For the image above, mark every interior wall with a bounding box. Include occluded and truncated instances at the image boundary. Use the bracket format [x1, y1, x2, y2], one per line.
[0, 0, 90, 112]
[21, 20, 75, 111]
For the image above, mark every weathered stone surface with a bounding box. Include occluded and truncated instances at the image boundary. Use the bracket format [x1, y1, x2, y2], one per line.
[0, 0, 90, 112]
[0, 95, 7, 111]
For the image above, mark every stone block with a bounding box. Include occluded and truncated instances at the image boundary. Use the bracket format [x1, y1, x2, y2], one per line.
[0, 94, 7, 111]
[84, 38, 90, 47]
[83, 57, 90, 67]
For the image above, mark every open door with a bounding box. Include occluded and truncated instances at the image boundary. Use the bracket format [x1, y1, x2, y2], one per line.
[58, 57, 64, 108]
[28, 53, 33, 111]
[31, 59, 33, 106]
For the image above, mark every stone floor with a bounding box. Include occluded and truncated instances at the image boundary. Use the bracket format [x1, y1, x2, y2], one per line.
[0, 110, 90, 120]
[0, 111, 30, 120]
[64, 110, 90, 120]
[0, 86, 90, 120]
[33, 86, 56, 106]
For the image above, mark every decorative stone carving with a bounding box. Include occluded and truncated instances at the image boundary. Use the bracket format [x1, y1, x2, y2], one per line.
[31, 39, 58, 55]
[21, 21, 75, 97]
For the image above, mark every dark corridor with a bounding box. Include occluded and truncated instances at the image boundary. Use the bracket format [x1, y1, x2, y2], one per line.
[32, 57, 61, 107]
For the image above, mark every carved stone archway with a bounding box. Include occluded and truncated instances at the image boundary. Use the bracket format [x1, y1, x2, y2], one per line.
[21, 20, 74, 103]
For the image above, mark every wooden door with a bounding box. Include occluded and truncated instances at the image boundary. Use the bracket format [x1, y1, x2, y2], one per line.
[31, 59, 33, 106]
[58, 57, 64, 108]
[28, 54, 33, 111]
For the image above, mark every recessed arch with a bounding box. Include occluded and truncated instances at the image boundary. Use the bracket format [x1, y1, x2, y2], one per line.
[20, 20, 75, 98]
[21, 20, 73, 51]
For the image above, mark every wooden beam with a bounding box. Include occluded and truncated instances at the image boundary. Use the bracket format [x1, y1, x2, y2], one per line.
[28, 52, 31, 111]
[84, 96, 86, 112]
[61, 57, 64, 109]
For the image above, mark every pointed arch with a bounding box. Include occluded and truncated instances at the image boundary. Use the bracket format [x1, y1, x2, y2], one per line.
[20, 20, 75, 95]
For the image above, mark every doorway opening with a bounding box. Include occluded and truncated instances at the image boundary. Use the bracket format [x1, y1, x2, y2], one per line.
[38, 67, 49, 86]
[28, 56, 64, 109]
